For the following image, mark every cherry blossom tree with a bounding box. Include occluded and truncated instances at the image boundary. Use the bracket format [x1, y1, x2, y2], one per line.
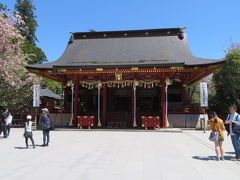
[0, 10, 40, 112]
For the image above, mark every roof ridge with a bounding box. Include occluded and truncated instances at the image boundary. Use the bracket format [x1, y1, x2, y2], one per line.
[71, 27, 185, 40]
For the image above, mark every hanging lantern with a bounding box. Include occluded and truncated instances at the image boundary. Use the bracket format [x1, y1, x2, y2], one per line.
[98, 81, 102, 88]
[135, 81, 139, 86]
[66, 80, 73, 87]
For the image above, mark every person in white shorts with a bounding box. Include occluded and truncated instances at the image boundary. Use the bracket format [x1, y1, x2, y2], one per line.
[24, 115, 35, 149]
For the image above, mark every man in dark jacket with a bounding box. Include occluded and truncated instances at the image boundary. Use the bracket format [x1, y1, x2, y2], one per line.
[0, 108, 9, 138]
[40, 108, 51, 146]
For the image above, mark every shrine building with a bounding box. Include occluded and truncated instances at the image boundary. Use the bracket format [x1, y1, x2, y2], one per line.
[27, 27, 225, 129]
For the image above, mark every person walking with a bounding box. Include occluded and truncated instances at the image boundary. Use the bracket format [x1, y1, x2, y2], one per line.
[6, 111, 13, 137]
[209, 112, 225, 161]
[0, 108, 9, 138]
[40, 108, 51, 147]
[225, 105, 240, 161]
[24, 115, 35, 149]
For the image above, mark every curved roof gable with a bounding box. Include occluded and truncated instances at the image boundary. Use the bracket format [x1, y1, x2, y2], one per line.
[27, 28, 225, 70]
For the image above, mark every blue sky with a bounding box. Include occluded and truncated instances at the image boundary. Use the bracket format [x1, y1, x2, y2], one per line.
[2, 0, 240, 62]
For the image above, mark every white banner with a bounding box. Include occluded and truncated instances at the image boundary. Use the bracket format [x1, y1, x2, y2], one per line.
[200, 82, 208, 107]
[33, 84, 40, 107]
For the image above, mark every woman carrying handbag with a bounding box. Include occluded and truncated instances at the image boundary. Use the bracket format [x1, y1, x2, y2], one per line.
[209, 112, 225, 161]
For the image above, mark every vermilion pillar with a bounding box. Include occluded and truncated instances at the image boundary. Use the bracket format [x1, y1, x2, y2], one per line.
[73, 80, 79, 125]
[64, 87, 68, 108]
[161, 80, 166, 128]
[132, 88, 135, 127]
[102, 85, 107, 127]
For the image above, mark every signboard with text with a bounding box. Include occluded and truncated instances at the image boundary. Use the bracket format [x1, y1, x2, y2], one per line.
[33, 84, 40, 107]
[200, 82, 208, 107]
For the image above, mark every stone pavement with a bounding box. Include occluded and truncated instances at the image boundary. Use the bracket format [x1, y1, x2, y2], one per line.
[0, 129, 239, 180]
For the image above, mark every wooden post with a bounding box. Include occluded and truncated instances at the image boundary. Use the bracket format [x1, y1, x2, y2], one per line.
[63, 88, 68, 107]
[73, 80, 79, 126]
[97, 82, 102, 127]
[161, 80, 166, 128]
[181, 85, 187, 105]
[132, 80, 137, 127]
[102, 85, 107, 127]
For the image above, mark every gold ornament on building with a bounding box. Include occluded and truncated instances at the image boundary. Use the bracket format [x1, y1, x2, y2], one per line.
[115, 72, 122, 81]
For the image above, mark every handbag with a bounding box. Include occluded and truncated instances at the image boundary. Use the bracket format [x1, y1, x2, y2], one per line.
[50, 122, 55, 130]
[24, 131, 32, 138]
[232, 123, 240, 135]
[225, 114, 240, 135]
[209, 123, 220, 142]
[209, 131, 219, 142]
[47, 114, 54, 130]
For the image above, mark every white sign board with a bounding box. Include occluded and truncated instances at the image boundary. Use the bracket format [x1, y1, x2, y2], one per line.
[33, 84, 40, 107]
[200, 82, 208, 107]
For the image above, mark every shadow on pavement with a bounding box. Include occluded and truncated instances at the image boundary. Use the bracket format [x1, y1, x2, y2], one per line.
[14, 145, 43, 149]
[14, 147, 28, 150]
[225, 152, 235, 155]
[192, 155, 235, 161]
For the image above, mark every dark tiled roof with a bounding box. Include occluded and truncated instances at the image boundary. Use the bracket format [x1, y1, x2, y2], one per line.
[40, 88, 61, 100]
[27, 28, 225, 70]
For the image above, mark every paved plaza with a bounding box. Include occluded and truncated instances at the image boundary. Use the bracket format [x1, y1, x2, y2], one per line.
[0, 129, 240, 180]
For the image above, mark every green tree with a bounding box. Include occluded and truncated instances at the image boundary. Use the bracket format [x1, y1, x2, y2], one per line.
[211, 42, 240, 116]
[15, 0, 47, 64]
[89, 29, 96, 32]
[15, 0, 37, 44]
[42, 78, 63, 96]
[22, 40, 47, 64]
[0, 3, 8, 11]
[186, 83, 200, 106]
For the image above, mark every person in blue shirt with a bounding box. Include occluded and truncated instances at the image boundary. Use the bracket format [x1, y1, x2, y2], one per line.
[225, 105, 240, 160]
[40, 108, 51, 147]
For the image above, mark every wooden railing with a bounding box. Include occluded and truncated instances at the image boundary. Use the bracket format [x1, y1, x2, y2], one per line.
[13, 113, 38, 127]
[168, 106, 204, 114]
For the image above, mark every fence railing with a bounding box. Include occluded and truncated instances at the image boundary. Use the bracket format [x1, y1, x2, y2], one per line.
[168, 106, 204, 114]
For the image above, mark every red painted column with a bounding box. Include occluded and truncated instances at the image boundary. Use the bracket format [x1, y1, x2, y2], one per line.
[132, 88, 134, 127]
[63, 87, 68, 108]
[102, 85, 107, 127]
[161, 80, 166, 128]
[73, 80, 79, 125]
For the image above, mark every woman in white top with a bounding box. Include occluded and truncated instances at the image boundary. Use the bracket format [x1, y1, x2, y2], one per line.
[6, 112, 13, 137]
[24, 115, 35, 149]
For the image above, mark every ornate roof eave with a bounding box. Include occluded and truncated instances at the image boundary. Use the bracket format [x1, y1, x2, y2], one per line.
[26, 60, 225, 85]
[26, 58, 225, 71]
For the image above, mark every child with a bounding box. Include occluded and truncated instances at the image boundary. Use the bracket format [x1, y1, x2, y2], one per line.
[209, 112, 225, 161]
[24, 115, 35, 149]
